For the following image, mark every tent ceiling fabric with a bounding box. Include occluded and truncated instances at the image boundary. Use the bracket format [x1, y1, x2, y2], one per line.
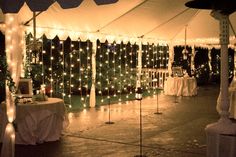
[0, 0, 235, 45]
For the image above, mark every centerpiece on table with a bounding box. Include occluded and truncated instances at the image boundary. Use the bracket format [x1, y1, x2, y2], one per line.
[32, 84, 48, 101]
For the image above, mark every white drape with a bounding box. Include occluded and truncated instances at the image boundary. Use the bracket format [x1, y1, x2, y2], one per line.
[1, 14, 25, 157]
[89, 39, 97, 107]
[136, 40, 142, 88]
[191, 45, 195, 72]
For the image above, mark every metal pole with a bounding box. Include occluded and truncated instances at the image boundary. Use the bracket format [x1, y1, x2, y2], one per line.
[108, 95, 111, 121]
[154, 87, 162, 114]
[135, 99, 143, 157]
[134, 99, 146, 157]
[140, 100, 142, 156]
[105, 81, 114, 124]
[206, 10, 236, 157]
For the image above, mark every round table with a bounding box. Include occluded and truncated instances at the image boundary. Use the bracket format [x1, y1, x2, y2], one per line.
[164, 76, 197, 96]
[1, 98, 66, 145]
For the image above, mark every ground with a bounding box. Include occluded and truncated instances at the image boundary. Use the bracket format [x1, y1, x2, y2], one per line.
[1, 84, 223, 157]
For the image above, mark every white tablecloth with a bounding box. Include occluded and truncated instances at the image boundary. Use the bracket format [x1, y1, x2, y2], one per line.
[0, 98, 66, 145]
[217, 80, 236, 119]
[164, 77, 197, 96]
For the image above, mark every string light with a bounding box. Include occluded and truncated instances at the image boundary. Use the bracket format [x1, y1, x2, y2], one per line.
[60, 40, 65, 100]
[154, 44, 158, 89]
[106, 41, 110, 104]
[23, 30, 171, 108]
[112, 42, 117, 99]
[129, 43, 134, 96]
[160, 45, 163, 88]
[147, 44, 151, 93]
[119, 42, 122, 103]
[77, 38, 83, 106]
[85, 40, 91, 107]
[97, 41, 104, 103]
[152, 44, 156, 93]
[124, 42, 129, 100]
[39, 37, 45, 85]
[50, 39, 53, 97]
[69, 41, 74, 107]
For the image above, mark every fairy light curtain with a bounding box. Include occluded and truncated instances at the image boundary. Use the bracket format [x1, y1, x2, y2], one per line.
[24, 33, 171, 108]
[96, 41, 111, 105]
[172, 45, 235, 85]
[95, 40, 138, 106]
[61, 38, 92, 108]
[24, 35, 93, 108]
[141, 43, 169, 89]
[126, 42, 138, 98]
[193, 47, 210, 85]
[173, 45, 192, 75]
[210, 47, 235, 84]
[141, 44, 150, 92]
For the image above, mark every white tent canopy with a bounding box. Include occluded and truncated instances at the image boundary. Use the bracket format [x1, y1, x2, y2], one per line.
[0, 0, 236, 45]
[1, 1, 236, 157]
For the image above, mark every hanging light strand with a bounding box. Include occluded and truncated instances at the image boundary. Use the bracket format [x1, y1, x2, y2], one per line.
[148, 43, 152, 93]
[97, 41, 103, 103]
[86, 40, 91, 107]
[119, 43, 122, 103]
[152, 44, 156, 94]
[129, 44, 134, 95]
[155, 44, 158, 88]
[124, 43, 129, 100]
[40, 37, 45, 85]
[60, 40, 65, 100]
[136, 43, 138, 89]
[50, 39, 54, 97]
[69, 41, 74, 106]
[106, 41, 110, 103]
[112, 42, 116, 98]
[78, 39, 83, 105]
[146, 44, 150, 93]
[160, 45, 163, 88]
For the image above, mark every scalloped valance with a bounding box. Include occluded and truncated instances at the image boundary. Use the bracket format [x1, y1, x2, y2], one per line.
[0, 0, 118, 13]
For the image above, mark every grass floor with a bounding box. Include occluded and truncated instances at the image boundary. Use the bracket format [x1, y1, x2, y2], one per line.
[62, 88, 162, 112]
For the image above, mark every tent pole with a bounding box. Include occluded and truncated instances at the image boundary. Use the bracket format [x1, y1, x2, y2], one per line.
[24, 12, 42, 26]
[167, 42, 174, 75]
[170, 10, 200, 43]
[89, 39, 97, 107]
[32, 12, 37, 64]
[205, 10, 236, 157]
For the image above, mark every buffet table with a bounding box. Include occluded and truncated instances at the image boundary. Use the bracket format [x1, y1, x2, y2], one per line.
[0, 98, 66, 145]
[164, 77, 197, 96]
